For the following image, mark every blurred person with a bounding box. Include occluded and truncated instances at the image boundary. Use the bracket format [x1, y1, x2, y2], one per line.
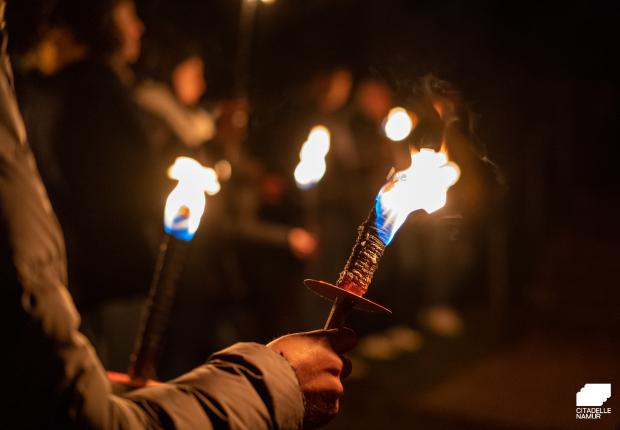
[6, 0, 88, 211]
[6, 0, 89, 76]
[227, 163, 319, 343]
[132, 31, 242, 375]
[132, 29, 319, 370]
[255, 67, 356, 176]
[247, 66, 365, 331]
[134, 30, 215, 166]
[0, 6, 356, 428]
[134, 30, 218, 375]
[40, 0, 156, 371]
[203, 123, 318, 344]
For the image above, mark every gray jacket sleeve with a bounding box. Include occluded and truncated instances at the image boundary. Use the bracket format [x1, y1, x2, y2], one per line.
[0, 7, 303, 428]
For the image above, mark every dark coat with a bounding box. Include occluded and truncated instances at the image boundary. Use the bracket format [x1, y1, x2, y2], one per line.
[0, 10, 303, 428]
[51, 59, 159, 305]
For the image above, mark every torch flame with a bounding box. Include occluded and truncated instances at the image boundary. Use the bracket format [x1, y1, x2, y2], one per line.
[383, 107, 414, 142]
[164, 157, 221, 241]
[375, 146, 460, 244]
[294, 125, 331, 190]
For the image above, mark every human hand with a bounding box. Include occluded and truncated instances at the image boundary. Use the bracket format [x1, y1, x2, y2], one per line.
[268, 328, 356, 429]
[287, 227, 318, 259]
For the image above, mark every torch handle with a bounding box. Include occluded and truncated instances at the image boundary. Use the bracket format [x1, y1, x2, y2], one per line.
[324, 296, 355, 329]
[129, 235, 189, 384]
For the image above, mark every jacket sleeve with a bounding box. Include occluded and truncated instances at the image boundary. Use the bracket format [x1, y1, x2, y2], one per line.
[0, 8, 303, 429]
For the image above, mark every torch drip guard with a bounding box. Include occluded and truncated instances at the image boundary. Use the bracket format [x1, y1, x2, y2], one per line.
[304, 279, 391, 314]
[306, 208, 392, 329]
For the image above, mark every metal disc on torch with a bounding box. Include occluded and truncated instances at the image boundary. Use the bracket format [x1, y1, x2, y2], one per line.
[304, 279, 391, 314]
[306, 207, 392, 329]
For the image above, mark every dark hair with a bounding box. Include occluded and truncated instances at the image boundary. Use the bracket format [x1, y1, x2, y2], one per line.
[5, 0, 57, 55]
[49, 0, 129, 57]
[136, 26, 203, 86]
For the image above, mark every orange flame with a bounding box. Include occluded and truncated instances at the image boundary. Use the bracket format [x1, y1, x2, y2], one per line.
[375, 146, 460, 244]
[383, 107, 415, 141]
[164, 157, 220, 240]
[294, 125, 331, 189]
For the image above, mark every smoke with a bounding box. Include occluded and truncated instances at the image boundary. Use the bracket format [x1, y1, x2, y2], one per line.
[411, 74, 506, 187]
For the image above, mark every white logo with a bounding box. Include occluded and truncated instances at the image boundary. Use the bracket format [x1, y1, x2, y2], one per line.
[576, 383, 612, 420]
[577, 384, 611, 406]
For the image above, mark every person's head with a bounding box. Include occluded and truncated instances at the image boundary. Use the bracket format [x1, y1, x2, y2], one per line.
[354, 79, 393, 123]
[5, 0, 89, 74]
[309, 67, 353, 113]
[36, 26, 89, 74]
[50, 0, 143, 64]
[111, 0, 143, 63]
[172, 55, 206, 106]
[139, 31, 206, 106]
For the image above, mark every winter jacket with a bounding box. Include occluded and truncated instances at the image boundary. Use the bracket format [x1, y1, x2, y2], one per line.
[0, 7, 304, 428]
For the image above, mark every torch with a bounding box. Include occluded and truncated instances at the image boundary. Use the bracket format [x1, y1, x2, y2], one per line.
[294, 125, 331, 237]
[127, 157, 220, 385]
[383, 107, 414, 142]
[306, 146, 460, 329]
[294, 125, 331, 190]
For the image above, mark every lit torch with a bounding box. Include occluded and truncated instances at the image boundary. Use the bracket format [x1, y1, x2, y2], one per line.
[383, 106, 415, 142]
[294, 125, 331, 190]
[128, 157, 220, 385]
[306, 145, 460, 328]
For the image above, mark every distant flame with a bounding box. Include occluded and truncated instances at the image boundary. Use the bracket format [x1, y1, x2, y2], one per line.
[383, 107, 414, 142]
[164, 157, 220, 241]
[375, 146, 460, 244]
[294, 125, 331, 190]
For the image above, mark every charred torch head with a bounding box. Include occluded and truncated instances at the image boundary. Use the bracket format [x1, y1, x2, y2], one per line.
[336, 208, 386, 295]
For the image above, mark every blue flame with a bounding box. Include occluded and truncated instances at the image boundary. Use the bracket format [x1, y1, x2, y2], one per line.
[297, 180, 318, 191]
[164, 208, 194, 241]
[374, 196, 396, 245]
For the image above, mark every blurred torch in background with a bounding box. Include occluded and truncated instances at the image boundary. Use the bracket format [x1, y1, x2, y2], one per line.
[294, 125, 331, 190]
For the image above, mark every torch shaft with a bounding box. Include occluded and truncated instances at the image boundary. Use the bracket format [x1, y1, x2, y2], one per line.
[324, 296, 355, 329]
[129, 235, 189, 384]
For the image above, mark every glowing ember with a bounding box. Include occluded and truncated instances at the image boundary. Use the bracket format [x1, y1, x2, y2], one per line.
[383, 107, 414, 142]
[375, 146, 460, 244]
[294, 125, 331, 190]
[164, 157, 220, 241]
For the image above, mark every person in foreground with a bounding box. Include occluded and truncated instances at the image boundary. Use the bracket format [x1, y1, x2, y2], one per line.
[0, 4, 354, 428]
